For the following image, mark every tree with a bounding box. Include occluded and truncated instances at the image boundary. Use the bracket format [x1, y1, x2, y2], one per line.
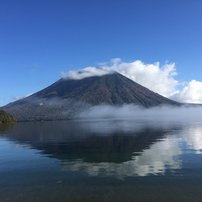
[0, 110, 16, 124]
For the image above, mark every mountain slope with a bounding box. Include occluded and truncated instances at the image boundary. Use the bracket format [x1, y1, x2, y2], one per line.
[3, 72, 180, 121]
[34, 72, 179, 106]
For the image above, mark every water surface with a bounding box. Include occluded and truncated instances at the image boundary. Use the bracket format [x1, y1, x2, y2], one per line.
[1, 120, 202, 202]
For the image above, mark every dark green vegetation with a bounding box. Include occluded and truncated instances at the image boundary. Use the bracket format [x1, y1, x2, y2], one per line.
[0, 110, 15, 124]
[3, 73, 180, 121]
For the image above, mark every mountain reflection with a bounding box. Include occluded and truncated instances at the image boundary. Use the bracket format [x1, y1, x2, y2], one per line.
[1, 120, 202, 177]
[61, 135, 182, 177]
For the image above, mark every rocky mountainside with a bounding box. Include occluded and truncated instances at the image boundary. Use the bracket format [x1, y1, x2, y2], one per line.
[3, 72, 180, 121]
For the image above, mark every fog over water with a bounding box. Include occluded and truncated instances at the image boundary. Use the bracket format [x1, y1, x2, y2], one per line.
[78, 104, 202, 122]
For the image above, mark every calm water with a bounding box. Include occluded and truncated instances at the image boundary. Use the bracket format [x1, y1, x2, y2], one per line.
[1, 120, 202, 202]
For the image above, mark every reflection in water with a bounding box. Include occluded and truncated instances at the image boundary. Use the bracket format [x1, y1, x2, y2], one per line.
[0, 122, 15, 133]
[62, 136, 182, 177]
[1, 120, 202, 177]
[0, 120, 191, 177]
[1, 120, 202, 202]
[181, 125, 202, 153]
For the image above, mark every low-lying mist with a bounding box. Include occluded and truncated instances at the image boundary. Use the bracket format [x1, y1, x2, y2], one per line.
[78, 104, 202, 123]
[4, 94, 202, 123]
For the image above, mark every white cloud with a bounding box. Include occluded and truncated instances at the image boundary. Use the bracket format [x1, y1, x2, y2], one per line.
[62, 58, 202, 103]
[108, 59, 178, 98]
[172, 80, 202, 104]
[61, 67, 114, 80]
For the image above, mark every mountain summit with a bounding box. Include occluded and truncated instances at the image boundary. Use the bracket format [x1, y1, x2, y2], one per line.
[3, 72, 180, 121]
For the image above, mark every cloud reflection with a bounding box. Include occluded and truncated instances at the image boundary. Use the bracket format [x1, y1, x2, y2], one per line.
[180, 124, 202, 154]
[61, 136, 182, 178]
[2, 120, 202, 178]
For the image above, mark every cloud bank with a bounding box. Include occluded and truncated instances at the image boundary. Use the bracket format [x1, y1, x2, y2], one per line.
[78, 105, 202, 122]
[62, 58, 202, 103]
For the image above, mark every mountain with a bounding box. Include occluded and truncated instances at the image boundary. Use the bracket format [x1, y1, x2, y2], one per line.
[3, 72, 180, 121]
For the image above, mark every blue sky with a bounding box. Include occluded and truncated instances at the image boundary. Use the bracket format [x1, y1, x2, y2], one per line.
[1, 0, 202, 106]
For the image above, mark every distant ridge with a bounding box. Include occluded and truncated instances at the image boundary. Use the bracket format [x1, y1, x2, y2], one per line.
[3, 72, 180, 121]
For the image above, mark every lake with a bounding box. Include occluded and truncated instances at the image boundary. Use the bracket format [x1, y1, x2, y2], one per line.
[1, 120, 202, 202]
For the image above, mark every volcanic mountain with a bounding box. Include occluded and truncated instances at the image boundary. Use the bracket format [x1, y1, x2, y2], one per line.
[3, 72, 180, 121]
